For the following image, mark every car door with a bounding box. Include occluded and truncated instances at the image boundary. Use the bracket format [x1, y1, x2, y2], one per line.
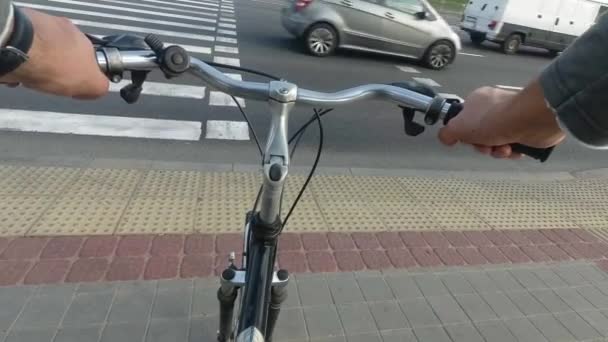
[544, 0, 579, 49]
[323, 0, 388, 49]
[381, 0, 435, 57]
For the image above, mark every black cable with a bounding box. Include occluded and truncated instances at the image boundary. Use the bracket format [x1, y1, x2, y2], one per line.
[281, 108, 324, 229]
[232, 95, 263, 158]
[288, 108, 333, 144]
[204, 61, 281, 81]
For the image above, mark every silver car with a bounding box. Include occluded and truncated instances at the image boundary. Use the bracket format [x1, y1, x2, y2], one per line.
[281, 0, 461, 69]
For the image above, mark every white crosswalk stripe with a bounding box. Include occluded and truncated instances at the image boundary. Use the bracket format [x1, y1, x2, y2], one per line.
[412, 77, 441, 87]
[395, 65, 420, 73]
[2, 0, 249, 141]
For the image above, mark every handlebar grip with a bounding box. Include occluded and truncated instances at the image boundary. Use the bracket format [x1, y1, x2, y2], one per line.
[444, 103, 554, 163]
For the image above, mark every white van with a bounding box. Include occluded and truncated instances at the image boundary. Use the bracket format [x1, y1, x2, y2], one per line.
[460, 0, 608, 54]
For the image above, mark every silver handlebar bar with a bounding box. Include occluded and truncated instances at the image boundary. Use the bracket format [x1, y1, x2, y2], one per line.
[96, 48, 451, 115]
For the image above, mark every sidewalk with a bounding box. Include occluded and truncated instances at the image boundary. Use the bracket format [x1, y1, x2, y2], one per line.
[2, 159, 608, 341]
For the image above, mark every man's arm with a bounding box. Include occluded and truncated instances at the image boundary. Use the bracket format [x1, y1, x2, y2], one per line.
[540, 13, 608, 148]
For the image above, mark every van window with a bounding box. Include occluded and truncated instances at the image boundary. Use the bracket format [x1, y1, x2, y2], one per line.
[597, 6, 608, 22]
[383, 0, 424, 14]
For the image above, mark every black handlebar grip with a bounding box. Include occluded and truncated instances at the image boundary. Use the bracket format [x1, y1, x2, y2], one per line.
[443, 103, 554, 163]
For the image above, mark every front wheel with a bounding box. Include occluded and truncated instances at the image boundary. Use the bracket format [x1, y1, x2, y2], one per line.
[305, 23, 337, 57]
[502, 34, 522, 54]
[423, 40, 455, 70]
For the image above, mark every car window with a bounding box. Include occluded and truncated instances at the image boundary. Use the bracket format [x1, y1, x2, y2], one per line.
[383, 0, 424, 14]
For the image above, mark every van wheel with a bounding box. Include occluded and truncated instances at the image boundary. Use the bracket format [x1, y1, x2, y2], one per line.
[470, 32, 485, 46]
[305, 23, 337, 57]
[423, 40, 455, 70]
[502, 34, 522, 54]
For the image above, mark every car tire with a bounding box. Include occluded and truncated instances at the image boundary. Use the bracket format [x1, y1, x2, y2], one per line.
[470, 32, 485, 46]
[548, 49, 561, 57]
[502, 34, 522, 54]
[423, 40, 455, 70]
[305, 23, 337, 57]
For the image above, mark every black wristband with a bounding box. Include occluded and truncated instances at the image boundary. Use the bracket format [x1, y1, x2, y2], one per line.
[0, 6, 33, 77]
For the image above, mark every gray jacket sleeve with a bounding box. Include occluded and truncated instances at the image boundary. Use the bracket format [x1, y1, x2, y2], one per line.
[540, 13, 608, 148]
[0, 1, 13, 46]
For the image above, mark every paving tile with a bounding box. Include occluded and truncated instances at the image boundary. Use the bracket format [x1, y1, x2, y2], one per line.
[534, 268, 569, 288]
[1, 237, 48, 259]
[507, 291, 549, 315]
[327, 274, 364, 304]
[486, 269, 525, 292]
[301, 233, 329, 250]
[435, 247, 466, 266]
[297, 274, 332, 307]
[66, 258, 109, 283]
[577, 285, 608, 309]
[463, 231, 492, 247]
[0, 260, 32, 286]
[273, 308, 308, 341]
[62, 291, 114, 327]
[282, 279, 300, 308]
[503, 230, 533, 246]
[345, 332, 380, 342]
[478, 246, 509, 264]
[181, 254, 214, 278]
[189, 316, 218, 342]
[456, 247, 488, 265]
[483, 230, 513, 246]
[421, 232, 450, 247]
[150, 235, 184, 256]
[24, 260, 70, 285]
[578, 310, 608, 337]
[520, 245, 552, 262]
[440, 273, 476, 295]
[475, 320, 518, 342]
[410, 247, 442, 267]
[427, 295, 470, 325]
[369, 301, 409, 330]
[4, 328, 55, 342]
[54, 325, 102, 342]
[538, 244, 571, 261]
[0, 286, 34, 330]
[351, 232, 380, 250]
[554, 287, 595, 311]
[400, 232, 428, 247]
[444, 323, 485, 342]
[577, 264, 608, 283]
[101, 323, 147, 342]
[356, 276, 394, 301]
[215, 233, 242, 254]
[479, 291, 524, 319]
[385, 274, 422, 299]
[338, 302, 378, 336]
[304, 305, 344, 338]
[376, 232, 405, 249]
[116, 235, 152, 256]
[146, 319, 189, 342]
[530, 289, 571, 313]
[505, 318, 548, 341]
[310, 336, 346, 342]
[554, 265, 589, 286]
[184, 234, 214, 255]
[40, 237, 83, 259]
[380, 329, 417, 342]
[463, 271, 500, 293]
[108, 282, 155, 323]
[14, 294, 72, 329]
[413, 274, 449, 297]
[151, 287, 192, 319]
[80, 236, 118, 258]
[529, 314, 576, 342]
[360, 250, 392, 270]
[308, 251, 338, 273]
[192, 284, 218, 317]
[454, 293, 497, 322]
[106, 257, 145, 281]
[443, 231, 472, 247]
[412, 326, 451, 342]
[385, 248, 416, 268]
[399, 298, 441, 327]
[510, 268, 547, 290]
[555, 312, 602, 340]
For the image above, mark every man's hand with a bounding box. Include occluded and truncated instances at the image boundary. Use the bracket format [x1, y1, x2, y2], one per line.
[438, 80, 566, 159]
[0, 8, 108, 99]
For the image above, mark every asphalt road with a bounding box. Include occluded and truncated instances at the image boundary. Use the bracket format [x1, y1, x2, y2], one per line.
[0, 0, 605, 172]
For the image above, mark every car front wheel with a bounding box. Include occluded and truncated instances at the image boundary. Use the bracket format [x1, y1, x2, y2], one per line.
[305, 23, 337, 57]
[423, 40, 455, 70]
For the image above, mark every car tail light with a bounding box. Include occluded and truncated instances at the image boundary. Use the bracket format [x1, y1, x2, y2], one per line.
[488, 20, 498, 29]
[295, 0, 313, 11]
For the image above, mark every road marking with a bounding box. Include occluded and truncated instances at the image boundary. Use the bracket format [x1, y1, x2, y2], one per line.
[459, 52, 485, 57]
[220, 9, 235, 13]
[217, 29, 237, 36]
[251, 0, 287, 5]
[109, 80, 206, 99]
[71, 20, 216, 42]
[225, 73, 243, 81]
[96, 0, 217, 17]
[396, 65, 420, 73]
[213, 56, 240, 66]
[438, 93, 465, 102]
[176, 0, 220, 6]
[47, 0, 217, 22]
[496, 85, 523, 90]
[412, 77, 441, 87]
[139, 0, 220, 11]
[214, 45, 239, 54]
[216, 36, 238, 44]
[218, 22, 237, 29]
[205, 120, 249, 140]
[18, 3, 216, 31]
[90, 35, 212, 54]
[209, 92, 246, 107]
[220, 17, 236, 22]
[221, 5, 235, 9]
[0, 110, 202, 141]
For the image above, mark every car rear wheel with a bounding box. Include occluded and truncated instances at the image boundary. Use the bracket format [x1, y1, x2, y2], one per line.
[502, 34, 522, 54]
[305, 23, 337, 57]
[423, 40, 455, 70]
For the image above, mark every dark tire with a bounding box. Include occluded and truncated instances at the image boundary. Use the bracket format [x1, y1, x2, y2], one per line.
[304, 23, 337, 57]
[548, 49, 561, 57]
[502, 34, 522, 54]
[470, 32, 485, 46]
[423, 40, 455, 70]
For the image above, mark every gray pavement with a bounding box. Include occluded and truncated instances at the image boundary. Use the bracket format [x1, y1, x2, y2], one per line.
[4, 261, 608, 341]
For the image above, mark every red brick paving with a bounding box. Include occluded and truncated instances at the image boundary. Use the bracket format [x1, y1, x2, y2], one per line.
[0, 229, 607, 286]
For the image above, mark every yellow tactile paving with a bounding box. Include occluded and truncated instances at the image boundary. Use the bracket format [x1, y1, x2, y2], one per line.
[0, 163, 607, 236]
